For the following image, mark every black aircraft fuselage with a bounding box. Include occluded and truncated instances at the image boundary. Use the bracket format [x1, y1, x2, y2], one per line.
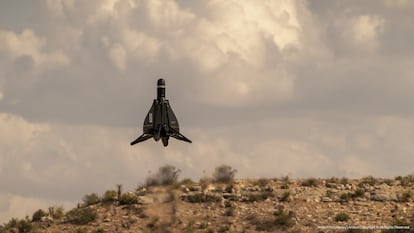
[130, 79, 192, 147]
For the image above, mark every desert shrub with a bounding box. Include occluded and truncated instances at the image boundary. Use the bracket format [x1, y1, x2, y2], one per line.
[180, 178, 194, 185]
[398, 174, 414, 187]
[326, 189, 335, 197]
[223, 203, 235, 217]
[146, 165, 181, 186]
[7, 218, 18, 228]
[50, 206, 65, 219]
[384, 179, 394, 186]
[246, 191, 274, 202]
[273, 205, 295, 227]
[301, 178, 319, 187]
[184, 193, 221, 203]
[335, 212, 350, 222]
[76, 228, 87, 233]
[119, 193, 138, 205]
[217, 224, 230, 233]
[279, 191, 290, 202]
[3, 218, 33, 233]
[94, 228, 105, 233]
[66, 207, 97, 225]
[32, 209, 47, 222]
[256, 178, 270, 187]
[213, 165, 237, 183]
[225, 183, 234, 193]
[83, 193, 100, 206]
[399, 190, 413, 202]
[248, 206, 294, 230]
[17, 219, 33, 233]
[280, 183, 289, 189]
[184, 220, 195, 233]
[146, 216, 159, 229]
[359, 176, 377, 187]
[351, 188, 365, 198]
[280, 175, 290, 182]
[102, 190, 117, 203]
[327, 177, 339, 184]
[340, 177, 350, 185]
[340, 193, 351, 202]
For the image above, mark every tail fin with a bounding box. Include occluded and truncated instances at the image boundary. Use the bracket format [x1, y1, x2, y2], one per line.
[130, 133, 153, 145]
[171, 130, 192, 143]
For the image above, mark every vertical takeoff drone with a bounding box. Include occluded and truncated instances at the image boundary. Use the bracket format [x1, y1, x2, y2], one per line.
[130, 79, 192, 147]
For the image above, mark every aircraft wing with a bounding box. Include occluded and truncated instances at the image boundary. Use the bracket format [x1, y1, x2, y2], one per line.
[170, 128, 192, 143]
[143, 101, 156, 133]
[130, 133, 153, 145]
[165, 100, 180, 131]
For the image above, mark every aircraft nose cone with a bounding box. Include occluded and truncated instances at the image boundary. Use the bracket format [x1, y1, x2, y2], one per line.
[157, 78, 165, 86]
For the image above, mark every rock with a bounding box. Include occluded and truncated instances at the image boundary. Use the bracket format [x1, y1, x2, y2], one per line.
[138, 196, 154, 204]
[326, 183, 337, 188]
[371, 193, 387, 202]
[321, 196, 332, 202]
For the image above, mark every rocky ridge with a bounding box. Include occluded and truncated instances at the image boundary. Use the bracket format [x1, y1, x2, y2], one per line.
[1, 177, 414, 233]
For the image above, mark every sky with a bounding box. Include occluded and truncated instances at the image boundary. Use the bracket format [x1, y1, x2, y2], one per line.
[1, 0, 414, 222]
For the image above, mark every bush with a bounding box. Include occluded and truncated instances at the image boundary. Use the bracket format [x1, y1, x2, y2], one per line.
[280, 183, 289, 189]
[7, 218, 18, 228]
[83, 193, 100, 206]
[301, 178, 319, 187]
[146, 165, 181, 186]
[94, 228, 105, 233]
[340, 177, 350, 185]
[223, 202, 235, 217]
[180, 178, 194, 185]
[397, 174, 414, 187]
[279, 191, 290, 202]
[335, 212, 350, 222]
[359, 176, 377, 187]
[274, 209, 295, 227]
[66, 207, 97, 225]
[119, 193, 138, 205]
[102, 190, 117, 203]
[184, 193, 221, 203]
[351, 188, 365, 198]
[213, 165, 237, 183]
[17, 219, 33, 233]
[256, 178, 270, 187]
[340, 193, 351, 202]
[3, 218, 33, 233]
[50, 206, 65, 219]
[327, 177, 339, 184]
[399, 190, 413, 202]
[32, 209, 47, 222]
[246, 192, 274, 202]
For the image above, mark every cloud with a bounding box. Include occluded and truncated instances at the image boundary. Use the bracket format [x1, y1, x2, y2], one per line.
[0, 29, 70, 70]
[348, 15, 385, 51]
[1, 0, 414, 223]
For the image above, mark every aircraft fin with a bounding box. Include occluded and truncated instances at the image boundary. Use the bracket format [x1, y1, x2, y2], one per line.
[143, 101, 156, 133]
[170, 128, 192, 143]
[130, 133, 153, 145]
[165, 100, 180, 131]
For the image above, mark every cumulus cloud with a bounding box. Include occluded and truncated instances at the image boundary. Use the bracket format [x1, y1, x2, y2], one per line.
[0, 29, 70, 70]
[1, 0, 414, 223]
[346, 15, 385, 51]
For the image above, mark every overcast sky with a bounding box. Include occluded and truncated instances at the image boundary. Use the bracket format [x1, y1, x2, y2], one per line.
[1, 0, 414, 222]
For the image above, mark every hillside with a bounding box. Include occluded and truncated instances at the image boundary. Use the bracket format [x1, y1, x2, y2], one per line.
[1, 176, 414, 233]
